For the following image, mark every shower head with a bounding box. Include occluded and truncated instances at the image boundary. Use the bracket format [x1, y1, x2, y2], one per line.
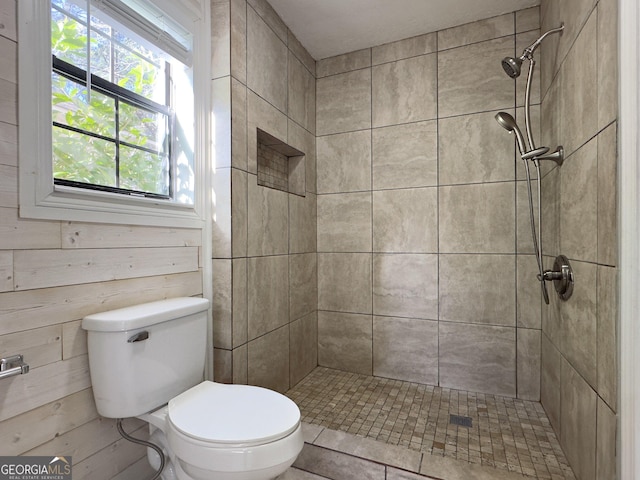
[502, 56, 523, 78]
[500, 24, 564, 78]
[495, 112, 527, 155]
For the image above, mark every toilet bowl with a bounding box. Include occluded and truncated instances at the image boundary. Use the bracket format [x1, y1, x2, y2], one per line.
[82, 297, 303, 480]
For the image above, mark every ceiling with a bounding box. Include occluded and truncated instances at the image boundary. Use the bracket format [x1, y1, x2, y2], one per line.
[268, 0, 540, 60]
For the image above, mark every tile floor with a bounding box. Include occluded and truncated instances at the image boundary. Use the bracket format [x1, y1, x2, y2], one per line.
[286, 367, 576, 480]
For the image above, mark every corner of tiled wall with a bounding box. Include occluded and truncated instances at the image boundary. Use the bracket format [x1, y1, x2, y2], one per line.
[539, 0, 618, 478]
[212, 0, 318, 393]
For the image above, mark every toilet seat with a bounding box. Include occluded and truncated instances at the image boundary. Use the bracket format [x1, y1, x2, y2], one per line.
[167, 381, 300, 447]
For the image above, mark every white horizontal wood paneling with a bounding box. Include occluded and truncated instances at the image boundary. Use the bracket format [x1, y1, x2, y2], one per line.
[61, 223, 202, 248]
[0, 0, 16, 41]
[0, 164, 17, 207]
[0, 354, 91, 422]
[0, 78, 16, 124]
[62, 320, 87, 359]
[0, 324, 61, 368]
[0, 121, 17, 167]
[0, 35, 16, 83]
[25, 416, 147, 463]
[0, 271, 203, 336]
[0, 249, 11, 292]
[111, 457, 155, 480]
[72, 425, 149, 480]
[0, 388, 97, 456]
[13, 246, 199, 290]
[0, 207, 62, 250]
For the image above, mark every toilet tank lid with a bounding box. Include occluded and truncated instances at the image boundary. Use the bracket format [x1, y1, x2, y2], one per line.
[82, 297, 209, 332]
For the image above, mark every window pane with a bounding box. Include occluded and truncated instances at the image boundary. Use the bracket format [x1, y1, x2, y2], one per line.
[53, 126, 116, 187]
[51, 4, 88, 70]
[52, 72, 116, 137]
[119, 145, 169, 195]
[113, 44, 165, 102]
[119, 102, 168, 152]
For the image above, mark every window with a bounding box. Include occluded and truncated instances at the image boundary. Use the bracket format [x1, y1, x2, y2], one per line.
[18, 0, 210, 227]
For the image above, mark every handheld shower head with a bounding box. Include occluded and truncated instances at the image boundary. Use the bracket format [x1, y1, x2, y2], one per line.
[495, 112, 527, 155]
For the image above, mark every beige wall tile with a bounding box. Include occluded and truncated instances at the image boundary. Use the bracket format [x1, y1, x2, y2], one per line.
[597, 0, 618, 130]
[541, 333, 561, 433]
[318, 192, 372, 252]
[560, 139, 598, 262]
[230, 0, 246, 82]
[372, 120, 437, 190]
[560, 357, 597, 480]
[317, 69, 371, 136]
[232, 344, 248, 384]
[318, 253, 372, 314]
[517, 328, 541, 401]
[372, 33, 436, 65]
[373, 254, 438, 320]
[213, 259, 232, 349]
[438, 13, 514, 50]
[231, 79, 247, 170]
[231, 167, 248, 256]
[373, 188, 437, 253]
[438, 37, 514, 118]
[372, 54, 437, 127]
[288, 120, 317, 193]
[559, 260, 597, 388]
[247, 176, 289, 256]
[317, 130, 371, 194]
[597, 265, 617, 411]
[289, 52, 316, 133]
[248, 325, 290, 392]
[597, 124, 617, 267]
[541, 167, 561, 257]
[318, 311, 372, 375]
[439, 254, 516, 326]
[288, 32, 316, 77]
[516, 7, 540, 33]
[373, 316, 438, 384]
[317, 49, 371, 78]
[232, 258, 248, 347]
[516, 179, 539, 256]
[213, 166, 232, 258]
[211, 0, 230, 79]
[596, 397, 616, 480]
[247, 255, 289, 340]
[439, 183, 515, 254]
[290, 253, 317, 321]
[289, 192, 317, 254]
[559, 11, 598, 157]
[247, 0, 288, 43]
[290, 311, 318, 387]
[246, 7, 288, 112]
[439, 322, 516, 397]
[439, 110, 515, 185]
[516, 255, 542, 329]
[214, 348, 232, 383]
[247, 90, 288, 174]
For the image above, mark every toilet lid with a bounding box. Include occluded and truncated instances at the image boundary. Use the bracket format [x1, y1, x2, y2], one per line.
[168, 381, 301, 445]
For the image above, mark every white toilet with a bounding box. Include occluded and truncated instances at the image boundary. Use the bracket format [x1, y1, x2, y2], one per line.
[82, 297, 303, 480]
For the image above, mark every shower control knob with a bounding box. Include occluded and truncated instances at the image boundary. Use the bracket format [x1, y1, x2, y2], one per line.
[539, 255, 574, 301]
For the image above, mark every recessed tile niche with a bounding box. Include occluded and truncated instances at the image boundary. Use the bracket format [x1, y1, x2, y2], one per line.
[256, 129, 306, 196]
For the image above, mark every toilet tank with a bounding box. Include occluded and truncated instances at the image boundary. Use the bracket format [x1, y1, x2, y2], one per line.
[82, 297, 210, 419]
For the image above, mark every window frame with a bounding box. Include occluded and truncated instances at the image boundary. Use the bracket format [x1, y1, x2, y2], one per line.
[18, 0, 210, 228]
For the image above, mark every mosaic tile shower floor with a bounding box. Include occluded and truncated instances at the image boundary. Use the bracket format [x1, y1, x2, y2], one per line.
[286, 367, 576, 480]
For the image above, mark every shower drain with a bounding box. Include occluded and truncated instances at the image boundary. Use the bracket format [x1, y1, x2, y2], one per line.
[449, 414, 473, 428]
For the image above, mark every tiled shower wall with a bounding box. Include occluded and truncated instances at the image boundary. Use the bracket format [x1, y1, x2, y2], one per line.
[315, 9, 544, 400]
[211, 0, 318, 392]
[539, 0, 618, 479]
